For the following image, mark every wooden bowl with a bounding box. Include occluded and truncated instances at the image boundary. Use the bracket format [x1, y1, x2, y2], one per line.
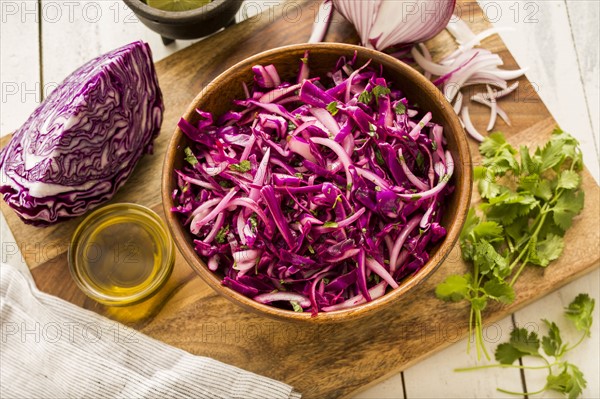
[162, 43, 472, 323]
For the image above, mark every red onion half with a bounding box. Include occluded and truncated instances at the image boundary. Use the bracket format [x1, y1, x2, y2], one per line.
[321, 0, 456, 50]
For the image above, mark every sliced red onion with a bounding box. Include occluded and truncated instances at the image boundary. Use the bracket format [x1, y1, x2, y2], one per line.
[308, 0, 333, 44]
[461, 106, 484, 142]
[259, 83, 301, 104]
[175, 170, 214, 190]
[227, 197, 273, 235]
[204, 213, 225, 244]
[453, 91, 463, 115]
[417, 43, 433, 80]
[446, 17, 477, 45]
[399, 148, 429, 191]
[488, 67, 528, 81]
[486, 85, 497, 132]
[310, 136, 353, 189]
[312, 207, 366, 233]
[445, 27, 514, 60]
[395, 151, 454, 201]
[310, 106, 340, 135]
[408, 112, 432, 139]
[233, 249, 262, 276]
[389, 215, 421, 274]
[471, 96, 511, 126]
[482, 81, 519, 100]
[412, 19, 526, 142]
[254, 292, 311, 307]
[365, 257, 399, 289]
[186, 198, 221, 225]
[191, 187, 238, 234]
[321, 281, 387, 311]
[208, 255, 220, 271]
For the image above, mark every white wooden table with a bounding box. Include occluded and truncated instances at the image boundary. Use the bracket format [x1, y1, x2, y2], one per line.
[1, 1, 598, 397]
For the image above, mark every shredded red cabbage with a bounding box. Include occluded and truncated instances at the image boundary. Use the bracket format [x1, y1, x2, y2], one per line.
[173, 52, 454, 315]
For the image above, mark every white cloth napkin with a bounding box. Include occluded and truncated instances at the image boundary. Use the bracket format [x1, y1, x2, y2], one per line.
[0, 262, 300, 399]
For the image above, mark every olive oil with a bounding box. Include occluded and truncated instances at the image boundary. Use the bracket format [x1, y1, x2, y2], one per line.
[69, 204, 174, 306]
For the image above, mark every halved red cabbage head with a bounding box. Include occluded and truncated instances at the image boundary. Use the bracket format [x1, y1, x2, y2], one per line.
[0, 41, 163, 225]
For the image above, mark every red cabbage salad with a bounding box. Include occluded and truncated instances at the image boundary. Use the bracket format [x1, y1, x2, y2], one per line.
[172, 52, 454, 315]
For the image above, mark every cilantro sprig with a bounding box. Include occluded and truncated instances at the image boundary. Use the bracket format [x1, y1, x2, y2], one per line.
[456, 293, 595, 398]
[436, 129, 585, 360]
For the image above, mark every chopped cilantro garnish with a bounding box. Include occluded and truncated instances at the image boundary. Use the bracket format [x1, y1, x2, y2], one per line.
[358, 90, 373, 104]
[290, 301, 303, 312]
[184, 147, 199, 167]
[326, 101, 339, 116]
[215, 226, 229, 244]
[229, 160, 252, 173]
[395, 102, 407, 114]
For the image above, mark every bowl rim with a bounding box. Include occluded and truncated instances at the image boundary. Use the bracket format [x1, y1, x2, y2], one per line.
[162, 42, 472, 323]
[123, 0, 234, 23]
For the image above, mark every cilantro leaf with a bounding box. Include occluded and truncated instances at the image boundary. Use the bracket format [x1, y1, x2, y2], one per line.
[184, 147, 199, 167]
[529, 234, 564, 267]
[552, 190, 584, 231]
[435, 274, 472, 301]
[473, 240, 509, 278]
[519, 145, 541, 175]
[537, 137, 566, 171]
[459, 208, 480, 242]
[326, 101, 339, 116]
[475, 166, 503, 199]
[472, 221, 503, 241]
[323, 221, 338, 228]
[482, 279, 514, 303]
[229, 160, 252, 173]
[483, 147, 519, 175]
[471, 296, 488, 311]
[519, 174, 553, 201]
[564, 293, 595, 336]
[550, 128, 583, 170]
[481, 191, 538, 224]
[509, 328, 541, 357]
[480, 132, 510, 158]
[558, 170, 581, 190]
[541, 319, 564, 357]
[545, 363, 586, 399]
[495, 342, 527, 365]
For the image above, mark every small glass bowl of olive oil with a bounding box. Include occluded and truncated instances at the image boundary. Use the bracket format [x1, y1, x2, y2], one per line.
[68, 203, 175, 306]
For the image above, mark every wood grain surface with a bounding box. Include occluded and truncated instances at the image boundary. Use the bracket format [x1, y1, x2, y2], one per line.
[1, 1, 598, 398]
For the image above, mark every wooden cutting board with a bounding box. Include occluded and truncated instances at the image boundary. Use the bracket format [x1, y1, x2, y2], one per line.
[2, 1, 598, 397]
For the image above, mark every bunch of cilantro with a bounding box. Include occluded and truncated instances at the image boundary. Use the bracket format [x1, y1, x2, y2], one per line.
[456, 293, 595, 398]
[436, 129, 585, 360]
